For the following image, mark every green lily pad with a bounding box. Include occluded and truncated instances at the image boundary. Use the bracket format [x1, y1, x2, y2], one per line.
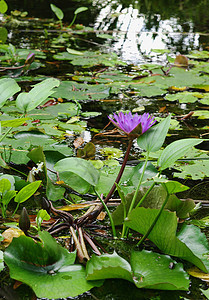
[187, 50, 209, 59]
[193, 110, 209, 119]
[4, 231, 101, 299]
[125, 208, 209, 272]
[131, 250, 189, 290]
[86, 250, 189, 291]
[52, 81, 110, 101]
[165, 92, 201, 103]
[86, 251, 133, 282]
[53, 51, 126, 67]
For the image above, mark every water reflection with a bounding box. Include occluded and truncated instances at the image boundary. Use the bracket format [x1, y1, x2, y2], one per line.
[93, 1, 201, 63]
[5, 0, 209, 64]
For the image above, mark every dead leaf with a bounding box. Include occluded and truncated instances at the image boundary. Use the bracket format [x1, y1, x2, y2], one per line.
[97, 211, 106, 221]
[13, 280, 23, 289]
[159, 106, 167, 113]
[74, 137, 84, 149]
[2, 228, 24, 247]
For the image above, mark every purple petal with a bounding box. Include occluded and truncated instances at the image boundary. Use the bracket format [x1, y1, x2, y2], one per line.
[108, 111, 156, 136]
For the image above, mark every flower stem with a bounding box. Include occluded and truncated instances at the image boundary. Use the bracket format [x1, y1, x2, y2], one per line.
[135, 180, 156, 209]
[12, 203, 19, 217]
[121, 152, 149, 238]
[136, 192, 170, 247]
[94, 188, 117, 238]
[103, 139, 133, 205]
[77, 139, 133, 225]
[128, 152, 149, 214]
[0, 127, 12, 143]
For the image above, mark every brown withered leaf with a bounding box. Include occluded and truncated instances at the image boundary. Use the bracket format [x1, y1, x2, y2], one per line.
[97, 211, 106, 221]
[74, 136, 84, 149]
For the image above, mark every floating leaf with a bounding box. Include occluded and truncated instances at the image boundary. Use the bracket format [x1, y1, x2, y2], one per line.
[125, 208, 209, 272]
[131, 250, 189, 290]
[52, 81, 110, 101]
[165, 92, 200, 103]
[86, 251, 133, 282]
[2, 227, 24, 247]
[67, 48, 83, 55]
[4, 231, 101, 299]
[86, 250, 189, 290]
[1, 118, 29, 127]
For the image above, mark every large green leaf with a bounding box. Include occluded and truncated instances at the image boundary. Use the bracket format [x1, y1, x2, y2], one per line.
[54, 157, 100, 186]
[158, 139, 203, 170]
[177, 224, 209, 271]
[0, 0, 8, 13]
[130, 250, 189, 290]
[86, 250, 189, 291]
[137, 115, 171, 152]
[125, 208, 209, 272]
[0, 78, 21, 108]
[58, 171, 91, 194]
[16, 78, 60, 112]
[112, 185, 194, 225]
[4, 231, 101, 299]
[86, 251, 133, 282]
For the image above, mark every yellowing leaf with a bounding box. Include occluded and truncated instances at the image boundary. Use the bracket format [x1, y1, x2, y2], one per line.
[2, 228, 24, 247]
[57, 203, 92, 211]
[188, 266, 209, 281]
[169, 86, 187, 91]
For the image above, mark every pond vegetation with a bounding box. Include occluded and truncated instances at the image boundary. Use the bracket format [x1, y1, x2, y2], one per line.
[1, 0, 209, 299]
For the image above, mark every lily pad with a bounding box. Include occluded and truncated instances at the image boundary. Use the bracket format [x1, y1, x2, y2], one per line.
[4, 231, 101, 299]
[86, 251, 133, 282]
[130, 250, 189, 290]
[125, 208, 209, 272]
[86, 250, 189, 291]
[53, 51, 126, 67]
[52, 81, 110, 102]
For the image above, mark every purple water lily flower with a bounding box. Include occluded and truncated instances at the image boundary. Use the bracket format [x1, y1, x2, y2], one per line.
[108, 111, 156, 138]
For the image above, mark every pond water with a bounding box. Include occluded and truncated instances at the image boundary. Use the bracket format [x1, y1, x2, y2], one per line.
[1, 0, 209, 299]
[7, 0, 209, 62]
